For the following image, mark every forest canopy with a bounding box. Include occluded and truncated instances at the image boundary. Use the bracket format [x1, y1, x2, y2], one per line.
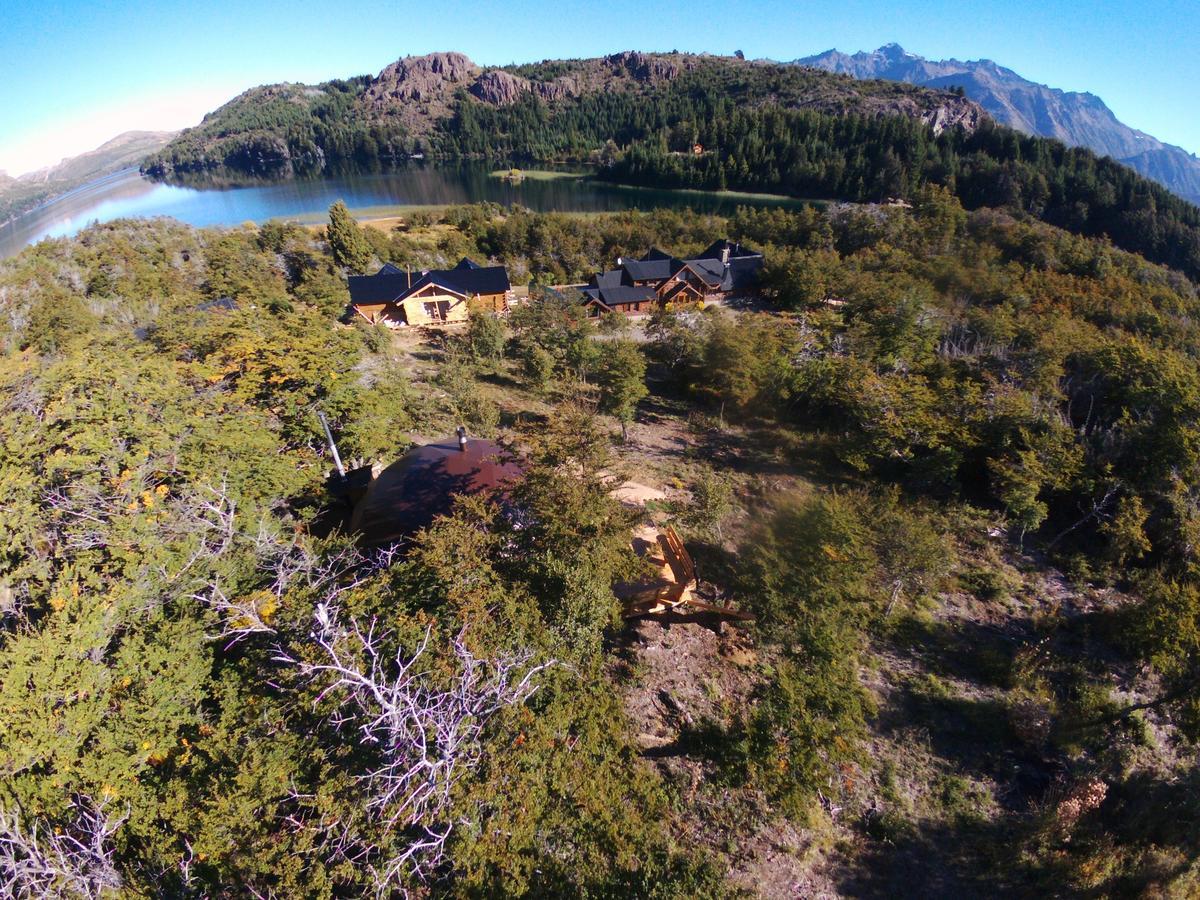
[1, 193, 1199, 895]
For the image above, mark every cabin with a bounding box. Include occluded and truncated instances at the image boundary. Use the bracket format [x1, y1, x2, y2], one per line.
[579, 239, 764, 317]
[348, 258, 512, 326]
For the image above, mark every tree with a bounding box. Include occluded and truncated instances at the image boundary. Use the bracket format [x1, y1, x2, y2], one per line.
[519, 342, 556, 395]
[595, 339, 647, 440]
[467, 308, 508, 369]
[326, 200, 372, 273]
[680, 469, 735, 541]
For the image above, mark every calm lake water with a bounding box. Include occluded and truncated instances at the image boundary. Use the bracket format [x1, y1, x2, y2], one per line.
[0, 164, 808, 259]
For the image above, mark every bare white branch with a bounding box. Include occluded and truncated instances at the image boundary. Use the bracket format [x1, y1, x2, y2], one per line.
[0, 795, 126, 899]
[276, 606, 551, 890]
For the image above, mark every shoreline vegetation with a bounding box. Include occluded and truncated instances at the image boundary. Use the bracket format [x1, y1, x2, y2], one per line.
[279, 172, 811, 229]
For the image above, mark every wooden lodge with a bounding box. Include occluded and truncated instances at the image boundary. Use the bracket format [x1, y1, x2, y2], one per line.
[348, 258, 512, 326]
[580, 240, 764, 317]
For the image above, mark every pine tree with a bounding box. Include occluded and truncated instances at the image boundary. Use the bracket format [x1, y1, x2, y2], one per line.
[326, 200, 372, 273]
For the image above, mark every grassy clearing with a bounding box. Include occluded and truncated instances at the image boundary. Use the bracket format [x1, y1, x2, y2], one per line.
[596, 181, 822, 206]
[488, 168, 588, 181]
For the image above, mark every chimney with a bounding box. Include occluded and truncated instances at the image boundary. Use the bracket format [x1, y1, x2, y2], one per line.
[720, 245, 731, 265]
[456, 425, 468, 451]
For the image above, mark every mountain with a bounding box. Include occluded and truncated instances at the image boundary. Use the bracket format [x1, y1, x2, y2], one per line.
[793, 43, 1200, 204]
[0, 130, 176, 224]
[21, 130, 176, 185]
[143, 50, 983, 179]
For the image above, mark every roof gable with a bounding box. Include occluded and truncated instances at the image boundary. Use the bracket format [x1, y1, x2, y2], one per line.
[349, 263, 510, 306]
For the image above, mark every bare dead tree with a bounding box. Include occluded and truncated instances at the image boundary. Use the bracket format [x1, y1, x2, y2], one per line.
[0, 796, 126, 899]
[275, 605, 551, 891]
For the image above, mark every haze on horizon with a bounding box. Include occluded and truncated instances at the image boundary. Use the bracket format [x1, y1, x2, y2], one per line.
[3, 0, 1198, 177]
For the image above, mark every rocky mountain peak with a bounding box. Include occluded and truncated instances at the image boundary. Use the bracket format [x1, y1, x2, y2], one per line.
[368, 52, 480, 104]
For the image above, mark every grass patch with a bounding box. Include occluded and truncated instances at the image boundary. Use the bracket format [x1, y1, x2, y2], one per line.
[488, 168, 587, 181]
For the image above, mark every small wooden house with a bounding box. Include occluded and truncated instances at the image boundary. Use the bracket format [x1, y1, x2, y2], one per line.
[348, 258, 512, 326]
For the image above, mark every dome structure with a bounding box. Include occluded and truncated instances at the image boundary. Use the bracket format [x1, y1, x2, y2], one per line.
[349, 434, 523, 545]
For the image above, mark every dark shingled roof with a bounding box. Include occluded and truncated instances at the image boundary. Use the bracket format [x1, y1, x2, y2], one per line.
[621, 257, 678, 282]
[581, 285, 658, 307]
[679, 259, 726, 287]
[348, 272, 418, 305]
[697, 239, 762, 261]
[591, 269, 629, 289]
[350, 438, 523, 545]
[725, 255, 765, 291]
[409, 264, 510, 297]
[348, 262, 510, 306]
[454, 257, 482, 270]
[578, 238, 766, 310]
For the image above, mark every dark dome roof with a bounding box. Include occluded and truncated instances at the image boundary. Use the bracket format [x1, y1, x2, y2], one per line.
[350, 438, 523, 545]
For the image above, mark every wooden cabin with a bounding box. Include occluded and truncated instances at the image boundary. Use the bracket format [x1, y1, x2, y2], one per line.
[580, 240, 765, 318]
[348, 258, 511, 326]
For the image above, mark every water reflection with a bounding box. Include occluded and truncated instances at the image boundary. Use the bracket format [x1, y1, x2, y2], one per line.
[0, 163, 809, 259]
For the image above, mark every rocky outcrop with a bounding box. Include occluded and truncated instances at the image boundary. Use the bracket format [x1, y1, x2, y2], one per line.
[606, 51, 680, 84]
[363, 52, 479, 108]
[469, 70, 528, 106]
[468, 69, 578, 106]
[918, 96, 986, 134]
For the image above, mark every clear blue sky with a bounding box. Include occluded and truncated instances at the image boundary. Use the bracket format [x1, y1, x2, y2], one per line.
[2, 0, 1197, 174]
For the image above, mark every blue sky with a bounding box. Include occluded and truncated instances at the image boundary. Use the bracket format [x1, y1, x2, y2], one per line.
[2, 0, 1197, 175]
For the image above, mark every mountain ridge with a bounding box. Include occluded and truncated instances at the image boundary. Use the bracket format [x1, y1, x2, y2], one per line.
[792, 43, 1200, 203]
[0, 130, 175, 225]
[142, 50, 984, 179]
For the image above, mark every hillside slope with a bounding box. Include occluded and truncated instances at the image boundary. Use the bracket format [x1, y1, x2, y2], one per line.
[2, 194, 1199, 898]
[0, 130, 175, 224]
[794, 43, 1200, 204]
[142, 50, 983, 179]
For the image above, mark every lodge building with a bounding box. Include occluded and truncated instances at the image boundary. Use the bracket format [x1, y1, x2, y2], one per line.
[580, 240, 764, 317]
[348, 258, 512, 326]
[345, 240, 763, 325]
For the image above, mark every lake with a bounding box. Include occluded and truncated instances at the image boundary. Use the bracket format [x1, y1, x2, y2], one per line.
[0, 164, 809, 259]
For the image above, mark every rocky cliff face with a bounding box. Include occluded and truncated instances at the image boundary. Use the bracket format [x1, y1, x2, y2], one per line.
[605, 51, 681, 84]
[794, 44, 1200, 204]
[368, 52, 478, 103]
[468, 69, 576, 106]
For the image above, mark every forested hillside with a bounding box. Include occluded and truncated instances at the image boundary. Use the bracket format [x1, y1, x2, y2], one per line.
[142, 51, 978, 181]
[1, 193, 1198, 895]
[143, 51, 1200, 285]
[793, 43, 1200, 205]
